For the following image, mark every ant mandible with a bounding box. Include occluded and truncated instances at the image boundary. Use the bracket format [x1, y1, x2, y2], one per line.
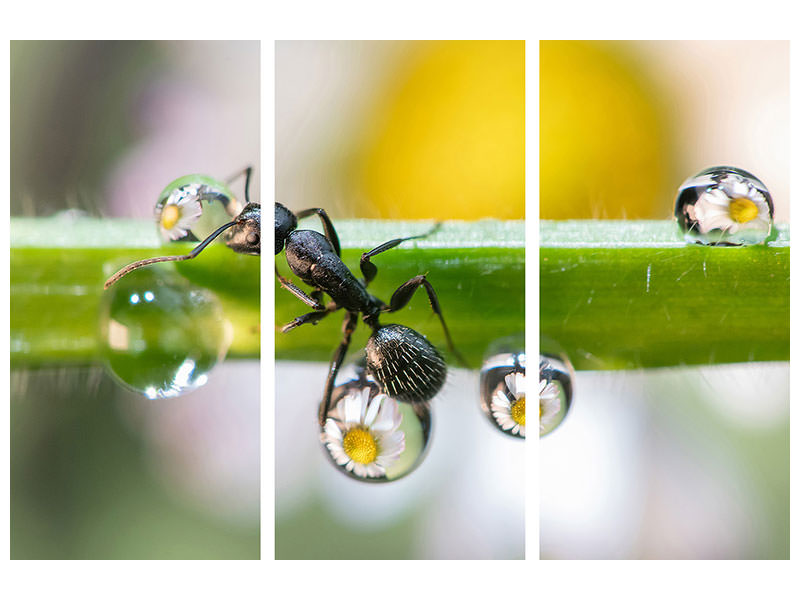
[104, 167, 260, 289]
[274, 203, 467, 425]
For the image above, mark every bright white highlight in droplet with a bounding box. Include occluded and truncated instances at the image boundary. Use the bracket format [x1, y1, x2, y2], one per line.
[174, 359, 196, 388]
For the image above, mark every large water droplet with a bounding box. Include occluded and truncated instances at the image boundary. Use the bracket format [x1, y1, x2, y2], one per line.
[539, 354, 573, 437]
[99, 268, 232, 399]
[675, 166, 774, 246]
[480, 349, 526, 439]
[319, 364, 431, 482]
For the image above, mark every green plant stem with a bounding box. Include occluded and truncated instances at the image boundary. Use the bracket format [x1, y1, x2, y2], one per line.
[11, 216, 259, 367]
[276, 219, 525, 366]
[541, 220, 789, 370]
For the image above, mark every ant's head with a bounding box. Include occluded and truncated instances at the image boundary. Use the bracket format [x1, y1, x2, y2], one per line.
[274, 203, 297, 254]
[225, 202, 261, 255]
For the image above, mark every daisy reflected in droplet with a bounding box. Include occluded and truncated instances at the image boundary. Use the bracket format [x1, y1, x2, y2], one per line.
[691, 175, 771, 233]
[675, 167, 774, 245]
[539, 355, 573, 437]
[156, 184, 204, 241]
[490, 371, 526, 438]
[321, 388, 405, 479]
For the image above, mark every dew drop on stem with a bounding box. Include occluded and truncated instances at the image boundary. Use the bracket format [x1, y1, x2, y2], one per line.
[674, 166, 774, 246]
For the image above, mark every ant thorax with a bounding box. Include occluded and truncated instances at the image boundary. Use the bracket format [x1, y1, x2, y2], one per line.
[285, 229, 370, 311]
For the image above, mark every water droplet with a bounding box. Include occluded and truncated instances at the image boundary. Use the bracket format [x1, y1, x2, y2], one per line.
[155, 176, 242, 243]
[539, 354, 573, 437]
[319, 364, 431, 482]
[675, 166, 774, 246]
[480, 350, 526, 439]
[99, 268, 232, 399]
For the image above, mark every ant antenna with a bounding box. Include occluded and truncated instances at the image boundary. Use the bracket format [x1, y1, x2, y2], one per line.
[225, 166, 252, 204]
[104, 219, 237, 289]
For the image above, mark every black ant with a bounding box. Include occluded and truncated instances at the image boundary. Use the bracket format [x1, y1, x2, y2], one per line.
[274, 202, 467, 425]
[104, 168, 260, 289]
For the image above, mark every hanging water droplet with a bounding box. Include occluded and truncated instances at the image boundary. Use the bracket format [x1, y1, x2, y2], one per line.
[99, 268, 232, 399]
[319, 363, 431, 482]
[155, 175, 242, 243]
[675, 166, 774, 246]
[480, 350, 526, 439]
[539, 354, 573, 437]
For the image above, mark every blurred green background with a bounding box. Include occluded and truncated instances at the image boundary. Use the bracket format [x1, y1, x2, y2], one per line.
[10, 40, 260, 559]
[540, 40, 789, 559]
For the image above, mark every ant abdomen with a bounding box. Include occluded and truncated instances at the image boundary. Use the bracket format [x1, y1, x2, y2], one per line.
[365, 324, 447, 405]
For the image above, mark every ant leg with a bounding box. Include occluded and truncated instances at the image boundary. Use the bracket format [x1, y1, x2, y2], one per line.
[295, 208, 341, 257]
[319, 311, 359, 425]
[225, 166, 253, 203]
[385, 274, 468, 367]
[359, 223, 441, 287]
[281, 305, 336, 333]
[274, 264, 324, 310]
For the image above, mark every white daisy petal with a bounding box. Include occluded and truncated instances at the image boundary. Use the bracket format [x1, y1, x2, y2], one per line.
[342, 392, 362, 424]
[359, 388, 370, 423]
[329, 446, 351, 466]
[700, 204, 730, 220]
[352, 462, 366, 478]
[364, 463, 385, 478]
[371, 395, 402, 432]
[730, 180, 751, 198]
[323, 419, 343, 442]
[539, 380, 563, 434]
[378, 431, 405, 459]
[493, 389, 511, 409]
[704, 188, 731, 207]
[363, 394, 382, 427]
[506, 372, 525, 398]
[494, 411, 516, 430]
[701, 213, 736, 233]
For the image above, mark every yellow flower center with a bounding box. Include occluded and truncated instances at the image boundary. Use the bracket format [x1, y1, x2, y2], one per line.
[729, 197, 759, 224]
[511, 397, 526, 426]
[161, 204, 181, 230]
[342, 428, 378, 464]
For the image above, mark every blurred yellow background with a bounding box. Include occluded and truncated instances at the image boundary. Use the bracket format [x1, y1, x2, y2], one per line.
[540, 40, 789, 221]
[277, 40, 524, 221]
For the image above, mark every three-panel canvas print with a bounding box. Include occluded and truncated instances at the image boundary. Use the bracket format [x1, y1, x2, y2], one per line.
[8, 40, 789, 562]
